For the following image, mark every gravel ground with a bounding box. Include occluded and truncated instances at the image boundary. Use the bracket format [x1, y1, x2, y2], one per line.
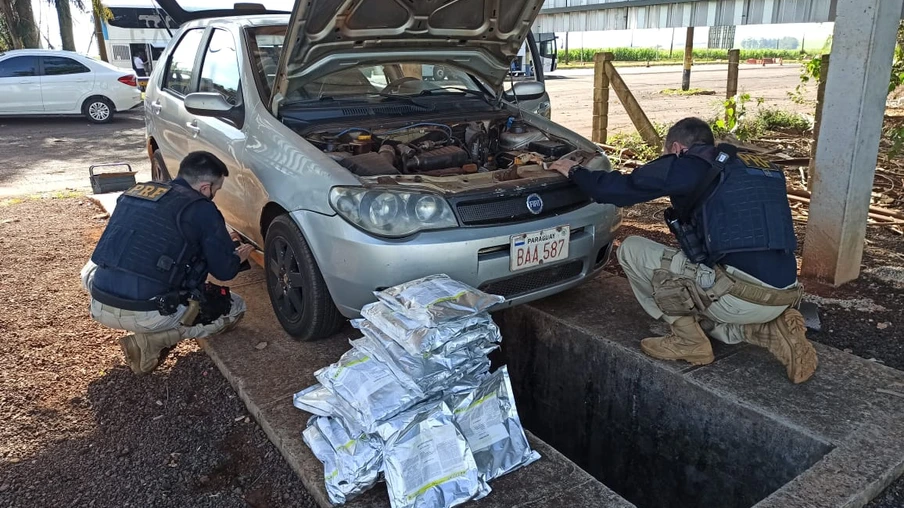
[0, 197, 316, 508]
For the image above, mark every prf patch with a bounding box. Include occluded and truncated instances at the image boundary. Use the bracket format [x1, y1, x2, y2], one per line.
[736, 153, 775, 170]
[125, 182, 171, 201]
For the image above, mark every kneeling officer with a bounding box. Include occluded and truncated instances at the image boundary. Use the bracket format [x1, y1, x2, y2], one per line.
[82, 151, 254, 375]
[550, 117, 818, 383]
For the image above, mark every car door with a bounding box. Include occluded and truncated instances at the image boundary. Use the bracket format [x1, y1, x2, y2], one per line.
[190, 27, 250, 232]
[146, 28, 205, 173]
[0, 56, 42, 113]
[39, 56, 94, 113]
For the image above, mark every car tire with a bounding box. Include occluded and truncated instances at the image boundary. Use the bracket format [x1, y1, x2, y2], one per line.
[151, 150, 172, 182]
[264, 215, 344, 340]
[82, 96, 115, 124]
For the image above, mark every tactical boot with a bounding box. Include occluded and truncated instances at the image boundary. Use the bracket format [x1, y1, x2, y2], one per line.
[744, 308, 818, 384]
[118, 329, 183, 375]
[640, 316, 714, 365]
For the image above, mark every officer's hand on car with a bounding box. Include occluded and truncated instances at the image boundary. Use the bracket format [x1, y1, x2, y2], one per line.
[235, 244, 255, 263]
[548, 158, 580, 177]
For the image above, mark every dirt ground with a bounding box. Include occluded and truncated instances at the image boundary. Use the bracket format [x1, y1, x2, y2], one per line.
[0, 197, 315, 508]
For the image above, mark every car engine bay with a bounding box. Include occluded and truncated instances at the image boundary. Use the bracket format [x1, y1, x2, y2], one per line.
[303, 117, 593, 181]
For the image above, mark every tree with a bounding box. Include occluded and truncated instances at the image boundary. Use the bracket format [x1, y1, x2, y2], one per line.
[0, 0, 40, 48]
[91, 0, 110, 61]
[779, 37, 799, 50]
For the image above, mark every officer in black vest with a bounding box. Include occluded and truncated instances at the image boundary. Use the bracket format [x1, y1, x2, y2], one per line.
[549, 117, 818, 384]
[81, 152, 255, 375]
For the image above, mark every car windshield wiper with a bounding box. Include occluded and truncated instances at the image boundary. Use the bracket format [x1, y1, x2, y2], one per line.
[372, 92, 431, 108]
[280, 96, 340, 108]
[417, 87, 490, 100]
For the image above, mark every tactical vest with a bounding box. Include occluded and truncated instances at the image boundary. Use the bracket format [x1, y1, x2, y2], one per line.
[680, 147, 796, 264]
[91, 181, 206, 291]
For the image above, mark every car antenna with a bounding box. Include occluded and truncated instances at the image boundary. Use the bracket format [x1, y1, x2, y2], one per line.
[153, 1, 174, 37]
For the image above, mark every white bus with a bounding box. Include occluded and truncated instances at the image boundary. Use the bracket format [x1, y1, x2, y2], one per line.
[99, 0, 177, 86]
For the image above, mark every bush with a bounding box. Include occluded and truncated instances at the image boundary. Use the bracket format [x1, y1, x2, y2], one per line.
[557, 47, 805, 63]
[607, 123, 669, 163]
[756, 108, 811, 134]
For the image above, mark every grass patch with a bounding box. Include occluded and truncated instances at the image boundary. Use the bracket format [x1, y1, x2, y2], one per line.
[661, 88, 717, 96]
[606, 123, 669, 163]
[0, 189, 85, 207]
[757, 108, 811, 134]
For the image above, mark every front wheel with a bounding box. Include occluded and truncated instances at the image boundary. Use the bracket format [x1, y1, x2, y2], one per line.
[264, 215, 344, 340]
[151, 150, 171, 182]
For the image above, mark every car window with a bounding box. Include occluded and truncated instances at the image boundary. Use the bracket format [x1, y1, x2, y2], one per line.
[42, 56, 91, 76]
[164, 29, 204, 96]
[0, 56, 38, 78]
[198, 29, 240, 105]
[245, 25, 285, 101]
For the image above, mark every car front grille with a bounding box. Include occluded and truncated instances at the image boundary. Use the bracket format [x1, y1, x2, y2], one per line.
[479, 260, 584, 299]
[454, 184, 591, 226]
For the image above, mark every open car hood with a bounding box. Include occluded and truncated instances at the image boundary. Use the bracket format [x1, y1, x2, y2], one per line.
[271, 0, 545, 101]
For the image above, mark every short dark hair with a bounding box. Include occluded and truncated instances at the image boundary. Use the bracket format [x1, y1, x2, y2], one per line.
[178, 151, 229, 185]
[665, 117, 715, 148]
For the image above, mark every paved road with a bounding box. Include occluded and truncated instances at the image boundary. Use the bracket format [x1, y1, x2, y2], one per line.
[547, 63, 814, 139]
[0, 64, 812, 197]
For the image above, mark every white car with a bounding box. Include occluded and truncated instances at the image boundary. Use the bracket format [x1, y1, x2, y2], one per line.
[0, 49, 143, 123]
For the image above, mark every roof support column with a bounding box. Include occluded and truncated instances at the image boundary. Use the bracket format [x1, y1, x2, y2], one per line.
[800, 0, 903, 285]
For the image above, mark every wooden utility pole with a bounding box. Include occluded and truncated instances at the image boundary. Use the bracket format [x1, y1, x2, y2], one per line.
[808, 54, 830, 192]
[92, 1, 109, 62]
[591, 52, 611, 143]
[682, 27, 694, 91]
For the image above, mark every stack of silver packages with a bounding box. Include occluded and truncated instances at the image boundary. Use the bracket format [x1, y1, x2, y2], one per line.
[294, 274, 541, 508]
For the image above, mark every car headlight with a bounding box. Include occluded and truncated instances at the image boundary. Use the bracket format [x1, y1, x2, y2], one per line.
[329, 187, 458, 237]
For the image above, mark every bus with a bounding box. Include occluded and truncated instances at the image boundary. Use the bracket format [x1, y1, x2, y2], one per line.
[98, 0, 177, 87]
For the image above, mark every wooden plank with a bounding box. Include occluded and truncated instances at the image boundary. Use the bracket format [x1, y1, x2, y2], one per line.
[604, 61, 662, 150]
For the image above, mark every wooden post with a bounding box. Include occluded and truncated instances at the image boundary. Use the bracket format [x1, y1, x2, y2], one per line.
[726, 49, 740, 99]
[682, 27, 694, 91]
[592, 52, 612, 144]
[605, 61, 662, 150]
[808, 54, 830, 192]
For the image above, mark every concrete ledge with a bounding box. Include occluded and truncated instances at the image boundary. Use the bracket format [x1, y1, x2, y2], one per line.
[199, 267, 632, 507]
[497, 273, 904, 508]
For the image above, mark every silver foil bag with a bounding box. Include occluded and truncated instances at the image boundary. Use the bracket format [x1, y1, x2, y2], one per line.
[447, 366, 541, 481]
[315, 348, 424, 433]
[374, 274, 504, 326]
[376, 401, 490, 508]
[302, 417, 381, 505]
[360, 301, 502, 357]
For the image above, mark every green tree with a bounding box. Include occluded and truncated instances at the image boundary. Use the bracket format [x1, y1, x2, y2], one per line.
[0, 0, 40, 48]
[51, 0, 86, 52]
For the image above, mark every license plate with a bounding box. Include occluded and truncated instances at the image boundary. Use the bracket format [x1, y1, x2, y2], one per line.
[510, 226, 570, 272]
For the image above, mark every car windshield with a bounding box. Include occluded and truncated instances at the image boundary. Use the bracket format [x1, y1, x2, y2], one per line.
[245, 26, 485, 104]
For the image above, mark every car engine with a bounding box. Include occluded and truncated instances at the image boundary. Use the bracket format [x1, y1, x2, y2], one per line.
[304, 118, 578, 179]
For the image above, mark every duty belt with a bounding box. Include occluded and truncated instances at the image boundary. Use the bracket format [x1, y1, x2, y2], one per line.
[90, 286, 160, 312]
[710, 266, 803, 308]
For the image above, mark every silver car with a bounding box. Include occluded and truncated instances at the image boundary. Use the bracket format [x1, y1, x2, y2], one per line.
[146, 0, 621, 340]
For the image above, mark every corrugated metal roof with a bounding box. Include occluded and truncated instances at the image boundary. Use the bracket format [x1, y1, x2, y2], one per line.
[535, 0, 897, 31]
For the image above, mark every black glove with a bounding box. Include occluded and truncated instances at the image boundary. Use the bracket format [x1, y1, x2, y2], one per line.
[193, 283, 234, 326]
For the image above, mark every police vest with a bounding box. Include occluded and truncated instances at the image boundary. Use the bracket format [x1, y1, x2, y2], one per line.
[683, 148, 797, 264]
[91, 181, 206, 291]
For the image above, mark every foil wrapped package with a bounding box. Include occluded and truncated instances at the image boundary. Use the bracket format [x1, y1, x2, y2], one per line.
[376, 401, 490, 508]
[447, 366, 540, 481]
[360, 301, 501, 357]
[315, 348, 424, 433]
[302, 416, 382, 505]
[374, 274, 504, 326]
[351, 319, 498, 394]
[292, 383, 336, 417]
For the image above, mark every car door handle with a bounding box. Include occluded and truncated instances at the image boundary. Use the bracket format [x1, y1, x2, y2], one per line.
[186, 121, 200, 137]
[18, 80, 30, 84]
[150, 100, 162, 114]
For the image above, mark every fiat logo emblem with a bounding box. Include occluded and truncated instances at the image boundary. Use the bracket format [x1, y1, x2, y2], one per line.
[526, 193, 543, 215]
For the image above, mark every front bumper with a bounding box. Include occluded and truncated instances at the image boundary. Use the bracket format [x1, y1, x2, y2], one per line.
[292, 203, 622, 318]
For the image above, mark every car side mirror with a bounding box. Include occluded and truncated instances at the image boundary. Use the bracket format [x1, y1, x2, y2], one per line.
[503, 81, 546, 102]
[184, 92, 243, 127]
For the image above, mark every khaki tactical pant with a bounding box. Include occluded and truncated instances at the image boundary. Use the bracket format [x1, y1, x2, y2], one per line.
[80, 261, 246, 339]
[616, 236, 793, 344]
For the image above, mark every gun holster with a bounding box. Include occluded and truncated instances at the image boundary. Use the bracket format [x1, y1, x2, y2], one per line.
[664, 207, 708, 265]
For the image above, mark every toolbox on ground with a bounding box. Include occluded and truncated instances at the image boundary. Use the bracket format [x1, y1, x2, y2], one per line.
[89, 163, 136, 194]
